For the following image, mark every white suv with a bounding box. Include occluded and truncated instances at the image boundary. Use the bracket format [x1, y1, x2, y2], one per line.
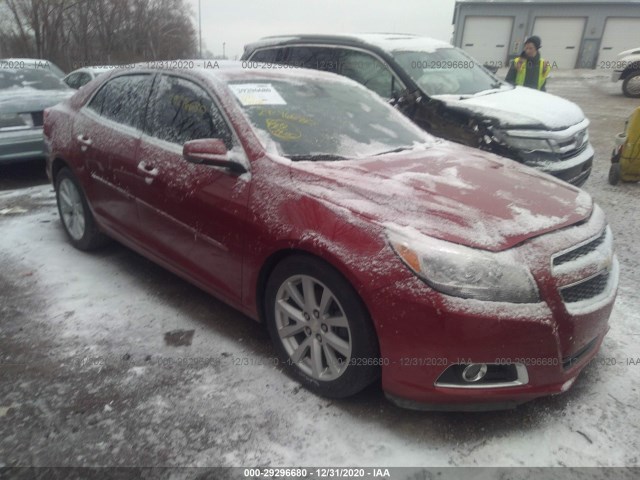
[243, 34, 595, 186]
[611, 47, 640, 98]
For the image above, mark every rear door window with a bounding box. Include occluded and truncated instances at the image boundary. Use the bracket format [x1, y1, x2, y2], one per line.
[87, 74, 153, 129]
[77, 72, 92, 87]
[248, 48, 281, 63]
[285, 46, 340, 73]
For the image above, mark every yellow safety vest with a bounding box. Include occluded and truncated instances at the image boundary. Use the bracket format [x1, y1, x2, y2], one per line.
[514, 57, 550, 90]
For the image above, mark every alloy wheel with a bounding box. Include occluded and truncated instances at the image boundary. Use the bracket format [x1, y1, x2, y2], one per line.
[274, 274, 352, 381]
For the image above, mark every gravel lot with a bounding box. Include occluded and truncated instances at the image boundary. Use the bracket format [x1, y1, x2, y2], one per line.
[1, 70, 640, 476]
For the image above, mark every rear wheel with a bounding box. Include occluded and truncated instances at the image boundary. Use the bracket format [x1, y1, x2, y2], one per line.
[622, 71, 640, 98]
[55, 168, 109, 250]
[265, 255, 380, 398]
[608, 163, 621, 186]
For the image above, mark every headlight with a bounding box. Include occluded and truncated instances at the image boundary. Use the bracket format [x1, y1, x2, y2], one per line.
[501, 135, 553, 153]
[387, 227, 540, 303]
[493, 130, 552, 153]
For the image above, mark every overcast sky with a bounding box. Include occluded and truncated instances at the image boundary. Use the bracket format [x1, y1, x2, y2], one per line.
[188, 0, 457, 59]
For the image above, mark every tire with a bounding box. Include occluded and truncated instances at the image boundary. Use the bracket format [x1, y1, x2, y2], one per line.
[265, 255, 380, 398]
[55, 168, 109, 250]
[608, 163, 621, 186]
[622, 71, 640, 98]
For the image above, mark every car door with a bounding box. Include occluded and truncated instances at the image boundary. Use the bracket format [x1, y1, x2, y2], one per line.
[72, 73, 154, 236]
[283, 45, 409, 108]
[135, 73, 249, 303]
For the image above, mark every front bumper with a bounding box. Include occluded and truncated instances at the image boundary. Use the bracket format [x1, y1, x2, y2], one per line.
[377, 291, 611, 410]
[611, 70, 624, 82]
[521, 142, 594, 187]
[371, 207, 617, 410]
[0, 127, 46, 164]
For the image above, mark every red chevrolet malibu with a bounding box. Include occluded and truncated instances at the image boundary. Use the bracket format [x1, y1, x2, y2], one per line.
[44, 61, 618, 410]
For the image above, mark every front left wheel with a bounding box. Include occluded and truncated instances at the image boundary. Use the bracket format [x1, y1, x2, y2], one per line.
[55, 168, 110, 250]
[622, 71, 640, 98]
[265, 255, 380, 398]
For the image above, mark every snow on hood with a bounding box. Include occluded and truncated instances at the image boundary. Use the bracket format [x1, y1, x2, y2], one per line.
[617, 47, 640, 59]
[288, 143, 592, 251]
[0, 89, 74, 113]
[433, 86, 586, 130]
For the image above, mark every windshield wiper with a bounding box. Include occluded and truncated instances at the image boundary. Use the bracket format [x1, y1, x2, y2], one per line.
[287, 154, 350, 162]
[461, 84, 508, 99]
[373, 146, 414, 156]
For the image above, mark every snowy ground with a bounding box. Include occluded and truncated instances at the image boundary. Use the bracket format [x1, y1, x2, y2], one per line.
[1, 70, 640, 473]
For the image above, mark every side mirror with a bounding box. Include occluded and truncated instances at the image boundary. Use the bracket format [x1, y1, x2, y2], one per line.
[183, 138, 247, 174]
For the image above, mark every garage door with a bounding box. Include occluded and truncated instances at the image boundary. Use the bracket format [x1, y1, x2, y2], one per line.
[461, 16, 513, 66]
[533, 17, 586, 69]
[598, 17, 640, 66]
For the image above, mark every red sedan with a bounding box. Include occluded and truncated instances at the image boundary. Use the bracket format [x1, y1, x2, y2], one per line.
[44, 62, 618, 411]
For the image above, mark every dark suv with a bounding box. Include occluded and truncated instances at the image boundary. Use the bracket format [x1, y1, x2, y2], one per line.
[242, 34, 593, 187]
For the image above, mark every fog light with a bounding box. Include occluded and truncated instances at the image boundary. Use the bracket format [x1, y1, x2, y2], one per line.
[462, 363, 488, 383]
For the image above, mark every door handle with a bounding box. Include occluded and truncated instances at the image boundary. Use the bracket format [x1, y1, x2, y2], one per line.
[77, 134, 92, 145]
[137, 160, 159, 177]
[77, 134, 92, 151]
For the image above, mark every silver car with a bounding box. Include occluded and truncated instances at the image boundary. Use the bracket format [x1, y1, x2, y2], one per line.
[0, 58, 73, 164]
[63, 66, 114, 90]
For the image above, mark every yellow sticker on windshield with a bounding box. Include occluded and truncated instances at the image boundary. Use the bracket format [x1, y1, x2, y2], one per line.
[257, 108, 317, 126]
[266, 118, 301, 140]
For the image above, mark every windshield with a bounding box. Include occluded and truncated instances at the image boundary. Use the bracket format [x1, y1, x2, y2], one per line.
[392, 48, 505, 96]
[228, 78, 430, 160]
[0, 60, 68, 91]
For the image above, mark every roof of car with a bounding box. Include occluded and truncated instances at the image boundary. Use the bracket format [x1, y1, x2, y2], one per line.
[65, 66, 118, 75]
[244, 33, 453, 54]
[119, 59, 366, 86]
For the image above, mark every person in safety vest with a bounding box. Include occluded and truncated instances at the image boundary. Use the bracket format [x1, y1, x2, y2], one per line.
[505, 36, 551, 91]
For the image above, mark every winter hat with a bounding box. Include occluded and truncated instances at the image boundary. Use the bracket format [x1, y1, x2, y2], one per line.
[525, 36, 542, 49]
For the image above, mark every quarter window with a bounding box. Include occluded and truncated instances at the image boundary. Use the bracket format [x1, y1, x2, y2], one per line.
[249, 48, 281, 63]
[87, 74, 153, 129]
[147, 75, 231, 147]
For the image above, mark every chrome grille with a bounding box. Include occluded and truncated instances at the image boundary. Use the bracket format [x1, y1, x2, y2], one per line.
[553, 229, 607, 267]
[560, 142, 588, 160]
[551, 225, 617, 313]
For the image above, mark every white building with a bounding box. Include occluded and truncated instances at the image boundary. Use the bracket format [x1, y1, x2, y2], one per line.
[452, 0, 640, 68]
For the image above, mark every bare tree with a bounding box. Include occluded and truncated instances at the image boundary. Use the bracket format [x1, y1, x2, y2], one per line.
[0, 0, 197, 71]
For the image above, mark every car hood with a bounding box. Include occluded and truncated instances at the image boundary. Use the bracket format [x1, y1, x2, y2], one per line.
[289, 143, 592, 251]
[433, 86, 585, 130]
[617, 47, 640, 59]
[0, 89, 74, 113]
